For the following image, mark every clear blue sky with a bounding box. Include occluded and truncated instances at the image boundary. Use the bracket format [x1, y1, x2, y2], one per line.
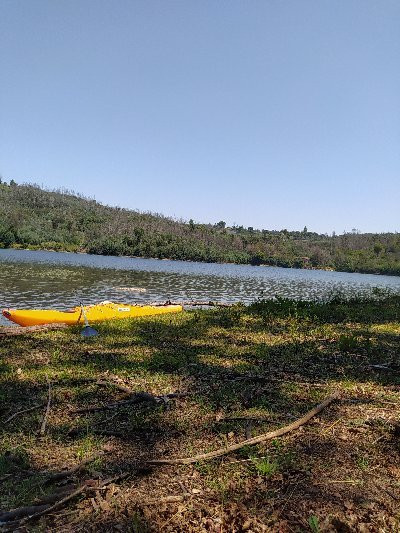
[1, 1, 399, 234]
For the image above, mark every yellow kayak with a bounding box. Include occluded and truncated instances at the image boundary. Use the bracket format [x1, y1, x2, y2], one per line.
[2, 301, 183, 327]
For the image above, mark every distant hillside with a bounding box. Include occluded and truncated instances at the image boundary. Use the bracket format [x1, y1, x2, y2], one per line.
[0, 180, 399, 275]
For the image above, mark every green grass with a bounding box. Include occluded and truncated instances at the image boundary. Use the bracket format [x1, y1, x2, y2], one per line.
[0, 295, 400, 530]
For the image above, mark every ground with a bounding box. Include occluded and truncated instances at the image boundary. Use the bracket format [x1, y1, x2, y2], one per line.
[0, 295, 399, 532]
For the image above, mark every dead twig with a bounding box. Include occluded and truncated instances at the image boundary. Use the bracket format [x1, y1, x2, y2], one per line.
[34, 484, 78, 505]
[72, 391, 189, 414]
[95, 379, 133, 395]
[67, 375, 133, 396]
[369, 364, 400, 374]
[39, 376, 52, 436]
[4, 404, 42, 424]
[45, 451, 105, 483]
[72, 391, 157, 413]
[148, 391, 339, 465]
[217, 415, 275, 422]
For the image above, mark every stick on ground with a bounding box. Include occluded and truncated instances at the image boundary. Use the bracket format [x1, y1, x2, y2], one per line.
[4, 404, 42, 424]
[0, 487, 76, 522]
[72, 391, 189, 414]
[148, 391, 339, 465]
[95, 379, 133, 395]
[1, 475, 125, 529]
[45, 451, 105, 483]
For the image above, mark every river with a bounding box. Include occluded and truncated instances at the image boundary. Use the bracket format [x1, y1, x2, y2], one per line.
[1, 248, 400, 325]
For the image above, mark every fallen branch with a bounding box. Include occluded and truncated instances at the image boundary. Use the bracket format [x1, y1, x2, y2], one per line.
[0, 504, 51, 524]
[0, 486, 76, 522]
[218, 415, 273, 422]
[39, 376, 52, 436]
[1, 475, 125, 528]
[34, 484, 78, 505]
[72, 391, 157, 413]
[72, 392, 189, 414]
[95, 379, 133, 395]
[0, 323, 68, 337]
[4, 404, 42, 424]
[148, 391, 339, 465]
[369, 364, 400, 374]
[45, 451, 105, 483]
[66, 375, 133, 396]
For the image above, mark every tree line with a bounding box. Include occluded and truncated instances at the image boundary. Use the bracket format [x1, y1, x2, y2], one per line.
[0, 180, 399, 276]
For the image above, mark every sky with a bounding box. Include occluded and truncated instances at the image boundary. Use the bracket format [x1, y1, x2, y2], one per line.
[1, 0, 399, 234]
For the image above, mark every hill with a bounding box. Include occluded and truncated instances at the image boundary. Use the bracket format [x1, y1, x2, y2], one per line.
[0, 179, 399, 275]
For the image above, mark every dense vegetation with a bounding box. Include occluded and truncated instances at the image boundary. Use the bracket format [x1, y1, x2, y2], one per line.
[1, 295, 400, 530]
[1, 179, 399, 275]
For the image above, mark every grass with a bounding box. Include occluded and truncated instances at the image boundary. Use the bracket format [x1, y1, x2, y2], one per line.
[0, 295, 400, 531]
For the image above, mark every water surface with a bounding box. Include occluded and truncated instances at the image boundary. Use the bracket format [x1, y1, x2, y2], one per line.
[1, 249, 400, 325]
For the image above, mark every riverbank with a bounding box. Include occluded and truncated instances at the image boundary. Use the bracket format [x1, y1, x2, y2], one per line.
[6, 242, 400, 277]
[1, 297, 399, 531]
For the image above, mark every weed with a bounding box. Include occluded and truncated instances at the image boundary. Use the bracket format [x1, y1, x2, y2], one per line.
[338, 334, 360, 353]
[356, 455, 370, 471]
[308, 514, 320, 533]
[76, 434, 100, 460]
[250, 456, 279, 477]
[130, 511, 149, 533]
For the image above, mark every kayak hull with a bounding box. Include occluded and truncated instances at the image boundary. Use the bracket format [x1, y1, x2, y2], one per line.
[2, 302, 183, 327]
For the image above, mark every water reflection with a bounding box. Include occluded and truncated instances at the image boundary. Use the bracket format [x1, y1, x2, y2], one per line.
[1, 249, 400, 325]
